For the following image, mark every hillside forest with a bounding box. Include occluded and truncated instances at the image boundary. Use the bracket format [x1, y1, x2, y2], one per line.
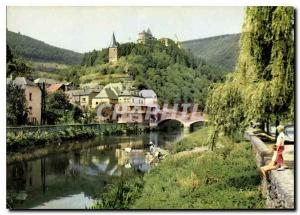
[7, 33, 231, 111]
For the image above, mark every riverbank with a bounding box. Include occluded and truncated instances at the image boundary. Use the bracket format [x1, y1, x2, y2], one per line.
[7, 124, 145, 152]
[92, 127, 265, 209]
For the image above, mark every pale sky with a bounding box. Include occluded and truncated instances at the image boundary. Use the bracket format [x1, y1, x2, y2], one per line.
[7, 6, 245, 53]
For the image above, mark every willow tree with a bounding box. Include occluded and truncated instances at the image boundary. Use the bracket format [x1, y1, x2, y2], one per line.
[269, 7, 295, 126]
[205, 6, 295, 135]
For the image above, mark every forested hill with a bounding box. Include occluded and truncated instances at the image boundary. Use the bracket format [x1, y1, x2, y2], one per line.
[7, 30, 83, 65]
[181, 34, 240, 71]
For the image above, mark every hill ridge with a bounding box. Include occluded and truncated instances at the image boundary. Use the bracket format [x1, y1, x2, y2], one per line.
[7, 30, 83, 65]
[181, 33, 240, 71]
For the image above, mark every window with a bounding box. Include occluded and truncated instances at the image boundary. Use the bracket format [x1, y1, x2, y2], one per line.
[29, 93, 32, 101]
[96, 102, 99, 105]
[28, 106, 32, 115]
[82, 98, 86, 102]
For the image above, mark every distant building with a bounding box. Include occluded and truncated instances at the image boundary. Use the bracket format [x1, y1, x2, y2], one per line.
[76, 89, 99, 109]
[116, 89, 158, 125]
[47, 83, 66, 94]
[65, 89, 84, 104]
[80, 83, 103, 92]
[174, 34, 181, 48]
[34, 78, 60, 88]
[12, 77, 41, 125]
[159, 36, 181, 48]
[109, 32, 118, 63]
[92, 82, 123, 108]
[64, 81, 77, 91]
[137, 28, 155, 44]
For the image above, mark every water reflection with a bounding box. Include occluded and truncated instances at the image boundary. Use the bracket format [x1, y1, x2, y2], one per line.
[7, 131, 183, 209]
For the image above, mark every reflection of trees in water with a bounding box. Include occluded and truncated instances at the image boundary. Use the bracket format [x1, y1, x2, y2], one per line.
[7, 132, 184, 208]
[7, 161, 28, 191]
[46, 155, 69, 175]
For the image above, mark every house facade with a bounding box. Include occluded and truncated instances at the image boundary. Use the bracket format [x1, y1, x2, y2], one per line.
[116, 89, 158, 125]
[92, 83, 123, 108]
[12, 77, 42, 125]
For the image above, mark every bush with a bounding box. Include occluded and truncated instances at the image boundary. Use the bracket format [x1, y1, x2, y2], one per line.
[91, 176, 144, 209]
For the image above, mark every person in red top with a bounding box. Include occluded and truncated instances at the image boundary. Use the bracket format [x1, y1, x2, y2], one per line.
[260, 125, 286, 179]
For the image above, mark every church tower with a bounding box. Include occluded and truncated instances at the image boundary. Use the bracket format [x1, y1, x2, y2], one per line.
[109, 32, 118, 63]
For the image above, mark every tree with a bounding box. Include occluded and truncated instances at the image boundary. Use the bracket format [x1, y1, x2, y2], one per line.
[45, 91, 73, 124]
[6, 83, 28, 126]
[206, 6, 295, 135]
[269, 7, 295, 125]
[73, 105, 83, 123]
[7, 45, 33, 80]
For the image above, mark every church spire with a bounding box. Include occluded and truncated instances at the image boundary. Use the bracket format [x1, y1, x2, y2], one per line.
[110, 32, 117, 48]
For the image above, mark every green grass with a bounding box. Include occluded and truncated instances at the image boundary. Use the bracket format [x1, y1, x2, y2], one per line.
[79, 72, 129, 84]
[92, 127, 265, 209]
[167, 126, 211, 153]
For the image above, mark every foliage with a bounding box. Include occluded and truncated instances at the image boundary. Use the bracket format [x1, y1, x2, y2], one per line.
[132, 132, 264, 209]
[205, 81, 245, 135]
[7, 30, 83, 65]
[7, 45, 33, 80]
[45, 91, 75, 124]
[6, 82, 28, 126]
[7, 124, 145, 151]
[81, 40, 226, 108]
[91, 176, 144, 209]
[181, 34, 240, 71]
[205, 6, 295, 134]
[6, 127, 97, 151]
[167, 126, 211, 153]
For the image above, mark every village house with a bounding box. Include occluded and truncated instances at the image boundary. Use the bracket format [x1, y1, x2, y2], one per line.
[80, 83, 103, 92]
[92, 83, 123, 108]
[77, 89, 99, 109]
[34, 78, 60, 88]
[47, 83, 66, 94]
[117, 89, 158, 125]
[12, 77, 42, 125]
[64, 89, 84, 105]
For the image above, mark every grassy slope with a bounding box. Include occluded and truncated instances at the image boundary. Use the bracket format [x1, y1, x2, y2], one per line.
[132, 128, 264, 209]
[92, 127, 265, 209]
[7, 30, 83, 65]
[181, 34, 240, 71]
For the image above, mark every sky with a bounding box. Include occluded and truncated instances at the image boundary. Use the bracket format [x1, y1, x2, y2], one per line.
[7, 6, 245, 53]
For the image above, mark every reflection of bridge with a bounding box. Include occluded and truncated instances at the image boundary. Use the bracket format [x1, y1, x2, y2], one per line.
[157, 109, 206, 128]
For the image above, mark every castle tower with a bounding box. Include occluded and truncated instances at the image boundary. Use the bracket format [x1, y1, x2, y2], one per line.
[109, 32, 118, 63]
[174, 34, 181, 48]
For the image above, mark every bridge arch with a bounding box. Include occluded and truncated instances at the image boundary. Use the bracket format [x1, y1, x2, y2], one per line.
[157, 118, 186, 128]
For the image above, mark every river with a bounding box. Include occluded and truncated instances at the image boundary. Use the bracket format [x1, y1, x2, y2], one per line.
[7, 130, 187, 209]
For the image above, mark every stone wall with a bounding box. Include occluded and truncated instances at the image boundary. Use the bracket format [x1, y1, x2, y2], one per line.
[244, 130, 295, 209]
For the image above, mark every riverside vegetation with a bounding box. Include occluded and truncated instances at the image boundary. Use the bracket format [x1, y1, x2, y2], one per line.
[91, 127, 264, 209]
[7, 125, 144, 152]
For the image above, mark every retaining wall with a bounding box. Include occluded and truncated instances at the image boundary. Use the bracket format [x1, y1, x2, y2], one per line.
[244, 130, 294, 209]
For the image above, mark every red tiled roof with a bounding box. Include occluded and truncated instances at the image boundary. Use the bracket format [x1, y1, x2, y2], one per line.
[47, 83, 65, 93]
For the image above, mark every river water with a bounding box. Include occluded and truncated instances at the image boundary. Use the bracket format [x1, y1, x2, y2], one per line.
[7, 130, 185, 209]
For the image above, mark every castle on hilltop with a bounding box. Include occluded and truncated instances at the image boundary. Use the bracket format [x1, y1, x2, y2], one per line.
[108, 29, 181, 63]
[137, 28, 155, 44]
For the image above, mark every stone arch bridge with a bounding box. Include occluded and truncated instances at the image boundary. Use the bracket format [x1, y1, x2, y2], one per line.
[156, 109, 206, 128]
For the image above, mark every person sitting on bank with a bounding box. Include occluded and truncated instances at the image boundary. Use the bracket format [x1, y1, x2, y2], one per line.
[276, 125, 285, 171]
[260, 144, 279, 179]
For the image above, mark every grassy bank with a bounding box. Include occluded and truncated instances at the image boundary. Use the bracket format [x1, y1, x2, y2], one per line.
[6, 125, 144, 152]
[92, 127, 264, 209]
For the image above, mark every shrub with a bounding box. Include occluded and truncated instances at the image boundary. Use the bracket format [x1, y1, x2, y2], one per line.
[91, 176, 144, 209]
